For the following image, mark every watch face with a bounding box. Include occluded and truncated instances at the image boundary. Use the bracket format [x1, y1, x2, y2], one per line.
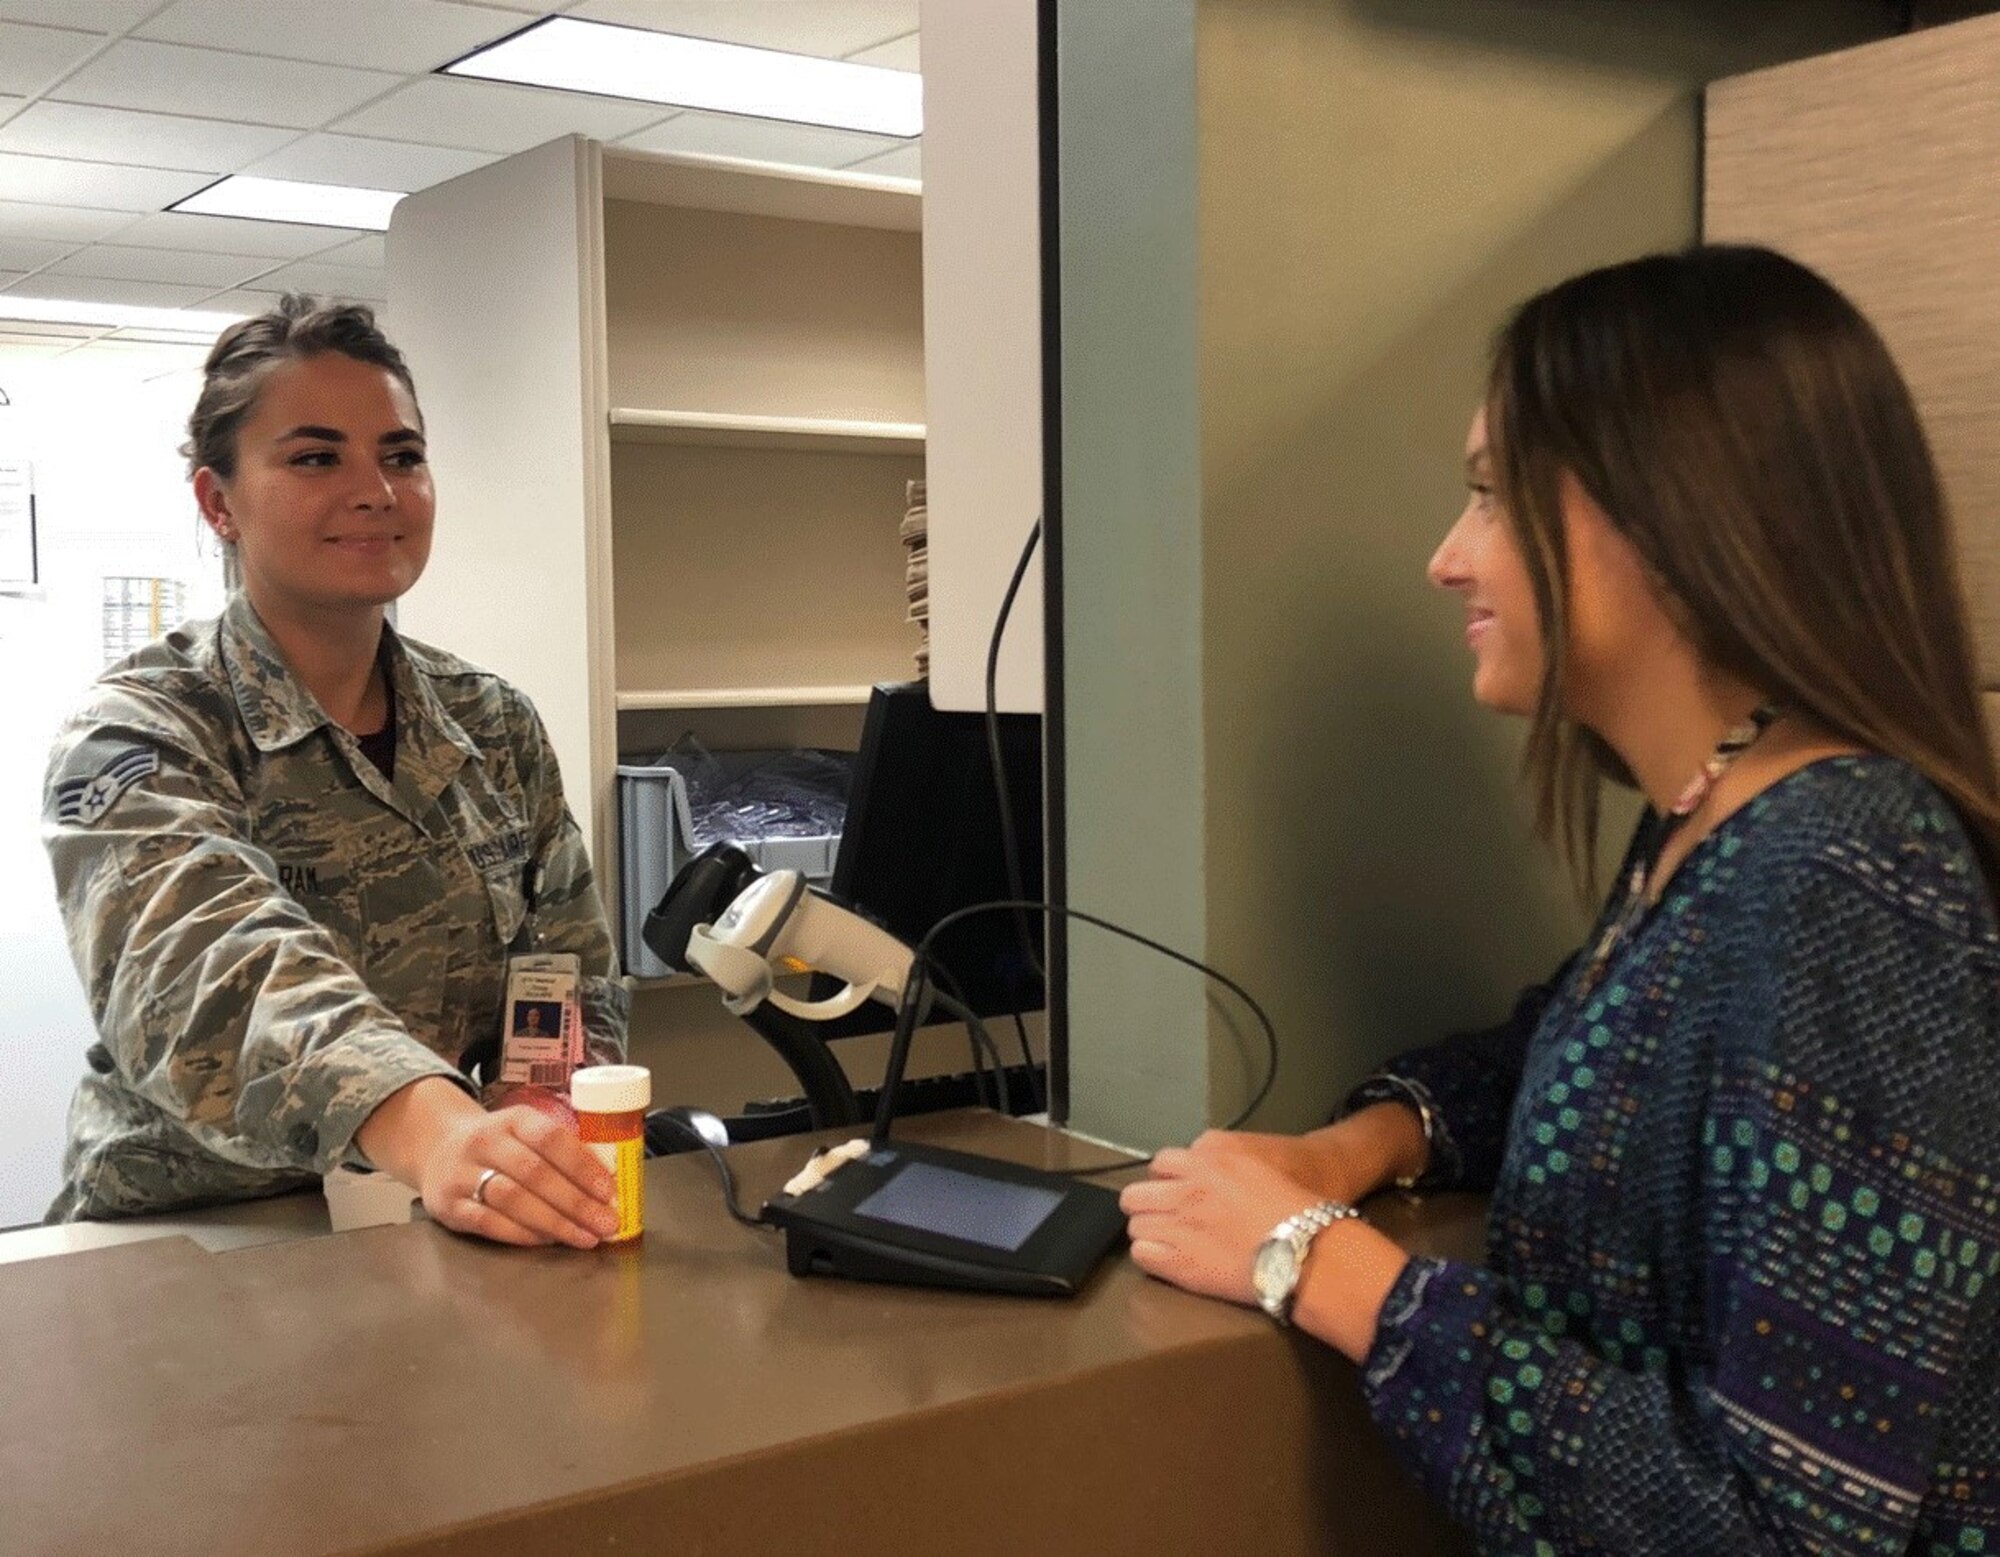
[1252, 1237, 1298, 1308]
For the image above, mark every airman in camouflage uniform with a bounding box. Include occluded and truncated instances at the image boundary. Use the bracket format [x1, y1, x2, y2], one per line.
[42, 592, 628, 1220]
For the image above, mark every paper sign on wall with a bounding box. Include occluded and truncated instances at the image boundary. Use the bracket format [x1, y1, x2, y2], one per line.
[0, 459, 36, 588]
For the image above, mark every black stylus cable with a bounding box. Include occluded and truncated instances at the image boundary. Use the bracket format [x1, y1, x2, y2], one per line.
[649, 1110, 771, 1229]
[971, 518, 1280, 1143]
[933, 986, 1011, 1116]
[984, 516, 1050, 1115]
[875, 899, 1280, 1149]
[912, 955, 1010, 1114]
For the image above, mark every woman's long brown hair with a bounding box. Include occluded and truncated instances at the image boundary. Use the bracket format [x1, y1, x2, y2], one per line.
[1487, 244, 2000, 900]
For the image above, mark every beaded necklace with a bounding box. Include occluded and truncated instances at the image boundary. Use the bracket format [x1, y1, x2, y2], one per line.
[1576, 702, 1782, 995]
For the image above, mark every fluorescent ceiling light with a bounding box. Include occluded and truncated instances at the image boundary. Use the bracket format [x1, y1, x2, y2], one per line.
[443, 17, 922, 138]
[0, 295, 248, 335]
[171, 176, 403, 231]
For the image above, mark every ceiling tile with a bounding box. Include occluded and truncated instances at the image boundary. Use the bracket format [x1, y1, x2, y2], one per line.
[0, 200, 137, 243]
[312, 234, 385, 268]
[5, 271, 218, 308]
[0, 335, 86, 362]
[0, 95, 21, 123]
[65, 336, 216, 377]
[240, 132, 496, 193]
[0, 233, 73, 270]
[843, 140, 919, 180]
[45, 243, 274, 288]
[100, 325, 232, 346]
[0, 2, 156, 32]
[438, 0, 555, 11]
[53, 40, 402, 129]
[0, 152, 211, 211]
[616, 109, 900, 170]
[138, 0, 525, 75]
[847, 31, 917, 70]
[0, 22, 106, 96]
[333, 76, 665, 154]
[191, 287, 290, 315]
[108, 210, 357, 258]
[0, 101, 299, 173]
[0, 269, 25, 289]
[0, 310, 102, 334]
[568, 1, 918, 59]
[241, 259, 384, 300]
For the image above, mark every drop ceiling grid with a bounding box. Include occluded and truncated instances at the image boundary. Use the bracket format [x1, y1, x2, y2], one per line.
[0, 0, 920, 324]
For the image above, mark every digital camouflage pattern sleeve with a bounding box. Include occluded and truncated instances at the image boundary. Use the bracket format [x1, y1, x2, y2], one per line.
[43, 682, 469, 1218]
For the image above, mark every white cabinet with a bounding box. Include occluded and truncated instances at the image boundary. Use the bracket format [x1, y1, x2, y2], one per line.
[388, 138, 927, 930]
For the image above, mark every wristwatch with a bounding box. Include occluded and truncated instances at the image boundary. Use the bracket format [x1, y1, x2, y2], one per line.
[1252, 1200, 1361, 1324]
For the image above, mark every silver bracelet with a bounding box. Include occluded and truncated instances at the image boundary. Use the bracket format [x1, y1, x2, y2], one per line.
[1348, 1074, 1440, 1193]
[1390, 1083, 1437, 1193]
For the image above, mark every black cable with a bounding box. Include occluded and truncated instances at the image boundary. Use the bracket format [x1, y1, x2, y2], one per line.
[1008, 1009, 1041, 1112]
[922, 958, 995, 1110]
[649, 1111, 772, 1230]
[984, 517, 1048, 1115]
[933, 987, 1012, 1116]
[874, 899, 1278, 1146]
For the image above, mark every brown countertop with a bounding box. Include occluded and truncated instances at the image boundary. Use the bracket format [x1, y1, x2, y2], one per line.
[0, 1112, 1482, 1557]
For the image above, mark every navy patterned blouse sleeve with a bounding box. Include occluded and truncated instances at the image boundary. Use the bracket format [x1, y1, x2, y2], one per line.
[1343, 973, 1569, 1193]
[1357, 792, 2000, 1556]
[1347, 823, 1651, 1194]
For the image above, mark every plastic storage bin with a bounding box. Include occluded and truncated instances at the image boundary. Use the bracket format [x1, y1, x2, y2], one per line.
[617, 752, 845, 980]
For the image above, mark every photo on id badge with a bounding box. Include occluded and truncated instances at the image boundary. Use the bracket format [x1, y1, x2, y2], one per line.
[512, 1000, 563, 1040]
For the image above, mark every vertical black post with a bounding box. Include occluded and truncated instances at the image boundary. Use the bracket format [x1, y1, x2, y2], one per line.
[1036, 0, 1069, 1123]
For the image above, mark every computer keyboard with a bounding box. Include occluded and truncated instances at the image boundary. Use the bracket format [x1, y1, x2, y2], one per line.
[645, 1061, 1046, 1155]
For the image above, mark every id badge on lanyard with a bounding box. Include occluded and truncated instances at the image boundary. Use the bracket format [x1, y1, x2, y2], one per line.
[498, 863, 585, 1089]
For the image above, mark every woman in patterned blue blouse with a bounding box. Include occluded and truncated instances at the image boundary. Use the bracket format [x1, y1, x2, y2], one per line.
[1120, 245, 2000, 1556]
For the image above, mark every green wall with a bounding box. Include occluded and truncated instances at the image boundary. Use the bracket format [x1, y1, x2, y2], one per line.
[1061, 0, 1891, 1147]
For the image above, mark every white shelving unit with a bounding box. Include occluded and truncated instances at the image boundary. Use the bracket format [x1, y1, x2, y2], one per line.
[385, 115, 1036, 1105]
[608, 408, 925, 455]
[388, 139, 927, 926]
[615, 686, 876, 712]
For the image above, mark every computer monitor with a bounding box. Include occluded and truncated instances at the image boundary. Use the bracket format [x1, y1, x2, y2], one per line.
[809, 681, 1045, 1039]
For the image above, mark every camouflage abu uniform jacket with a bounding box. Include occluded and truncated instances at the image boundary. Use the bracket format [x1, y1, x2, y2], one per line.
[42, 593, 628, 1220]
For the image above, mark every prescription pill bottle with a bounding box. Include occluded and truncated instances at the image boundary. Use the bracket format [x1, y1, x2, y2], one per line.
[571, 1064, 650, 1245]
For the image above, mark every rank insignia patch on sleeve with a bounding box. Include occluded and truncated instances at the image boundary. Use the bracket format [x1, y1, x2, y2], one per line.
[55, 747, 160, 826]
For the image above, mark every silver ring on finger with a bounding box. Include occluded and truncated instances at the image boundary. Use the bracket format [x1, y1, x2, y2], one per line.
[472, 1166, 502, 1206]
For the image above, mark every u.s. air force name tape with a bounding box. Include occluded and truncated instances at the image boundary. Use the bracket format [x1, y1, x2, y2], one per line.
[55, 747, 159, 826]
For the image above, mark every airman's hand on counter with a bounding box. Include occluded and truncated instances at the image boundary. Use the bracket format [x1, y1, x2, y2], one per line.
[359, 1076, 619, 1249]
[423, 1104, 621, 1249]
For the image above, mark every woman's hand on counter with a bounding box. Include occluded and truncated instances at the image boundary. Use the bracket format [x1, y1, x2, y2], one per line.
[1178, 1105, 1429, 1209]
[1119, 1131, 1412, 1363]
[359, 1076, 620, 1249]
[1121, 1138, 1318, 1306]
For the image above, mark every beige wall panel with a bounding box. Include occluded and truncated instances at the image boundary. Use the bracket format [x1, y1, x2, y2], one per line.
[603, 199, 924, 425]
[610, 442, 924, 695]
[1706, 14, 2000, 680]
[1188, 0, 1888, 1132]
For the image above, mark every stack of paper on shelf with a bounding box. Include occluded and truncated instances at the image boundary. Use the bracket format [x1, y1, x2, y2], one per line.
[901, 478, 929, 676]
